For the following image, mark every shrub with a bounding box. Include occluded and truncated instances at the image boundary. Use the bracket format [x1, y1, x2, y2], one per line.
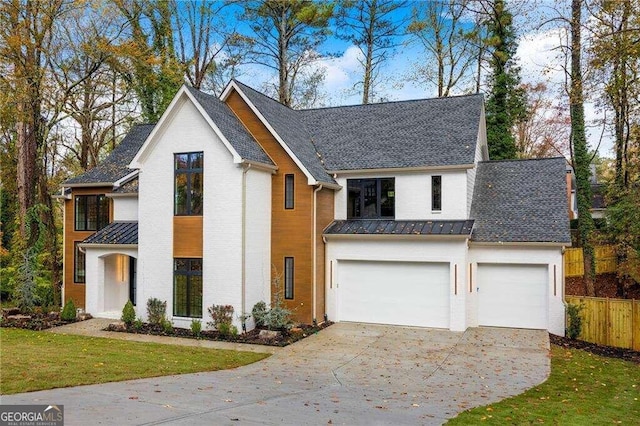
[190, 319, 202, 337]
[566, 303, 584, 340]
[60, 300, 77, 321]
[121, 300, 136, 326]
[162, 318, 174, 334]
[146, 298, 166, 326]
[252, 301, 267, 328]
[133, 317, 143, 331]
[207, 304, 234, 333]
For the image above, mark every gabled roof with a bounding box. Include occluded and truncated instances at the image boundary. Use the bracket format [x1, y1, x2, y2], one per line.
[82, 221, 138, 245]
[64, 124, 154, 185]
[112, 176, 138, 194]
[183, 86, 273, 166]
[300, 95, 484, 171]
[470, 157, 571, 244]
[324, 219, 474, 236]
[228, 80, 335, 185]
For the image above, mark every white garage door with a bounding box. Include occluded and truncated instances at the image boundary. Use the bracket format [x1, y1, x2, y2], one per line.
[477, 264, 548, 329]
[337, 260, 450, 328]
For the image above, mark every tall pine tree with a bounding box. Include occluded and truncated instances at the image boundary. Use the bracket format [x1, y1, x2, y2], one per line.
[484, 0, 526, 160]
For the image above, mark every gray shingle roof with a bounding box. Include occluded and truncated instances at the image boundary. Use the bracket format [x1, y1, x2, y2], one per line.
[232, 80, 335, 184]
[470, 158, 571, 243]
[185, 86, 273, 166]
[325, 219, 475, 236]
[113, 176, 138, 194]
[82, 221, 138, 245]
[300, 95, 483, 171]
[65, 125, 154, 185]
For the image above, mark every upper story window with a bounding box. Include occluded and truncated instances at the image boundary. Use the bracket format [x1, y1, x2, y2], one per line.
[175, 152, 203, 216]
[432, 175, 442, 211]
[284, 174, 294, 209]
[75, 195, 109, 231]
[347, 178, 395, 219]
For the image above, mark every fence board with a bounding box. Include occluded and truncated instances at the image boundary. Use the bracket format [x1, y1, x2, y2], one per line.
[564, 245, 617, 277]
[566, 296, 639, 351]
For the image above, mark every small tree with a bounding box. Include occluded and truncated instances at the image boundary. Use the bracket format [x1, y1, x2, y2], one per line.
[566, 303, 584, 340]
[207, 304, 234, 334]
[121, 300, 136, 326]
[61, 299, 77, 321]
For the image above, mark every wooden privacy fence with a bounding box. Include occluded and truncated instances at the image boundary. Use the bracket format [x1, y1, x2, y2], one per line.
[564, 245, 617, 277]
[566, 296, 640, 351]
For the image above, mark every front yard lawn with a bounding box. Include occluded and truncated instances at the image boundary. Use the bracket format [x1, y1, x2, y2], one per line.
[0, 328, 269, 395]
[449, 345, 640, 424]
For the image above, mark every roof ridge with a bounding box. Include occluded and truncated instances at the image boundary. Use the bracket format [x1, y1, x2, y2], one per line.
[479, 157, 567, 164]
[232, 79, 295, 110]
[300, 92, 485, 112]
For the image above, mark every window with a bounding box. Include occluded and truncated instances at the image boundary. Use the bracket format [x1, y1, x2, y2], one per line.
[75, 195, 109, 231]
[432, 176, 442, 211]
[175, 152, 203, 215]
[284, 257, 294, 299]
[173, 258, 203, 318]
[129, 257, 137, 306]
[284, 174, 294, 209]
[74, 242, 85, 283]
[347, 178, 395, 219]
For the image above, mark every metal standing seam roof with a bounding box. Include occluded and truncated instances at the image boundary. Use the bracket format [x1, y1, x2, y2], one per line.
[184, 86, 274, 166]
[470, 157, 571, 243]
[82, 221, 138, 245]
[324, 219, 475, 236]
[64, 124, 154, 185]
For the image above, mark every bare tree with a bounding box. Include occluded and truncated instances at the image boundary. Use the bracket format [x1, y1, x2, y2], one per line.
[239, 0, 334, 107]
[337, 0, 409, 104]
[409, 0, 478, 97]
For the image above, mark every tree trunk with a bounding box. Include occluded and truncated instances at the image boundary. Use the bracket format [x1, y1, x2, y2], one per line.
[570, 0, 596, 296]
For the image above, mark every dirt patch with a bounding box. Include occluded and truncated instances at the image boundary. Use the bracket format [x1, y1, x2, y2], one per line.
[566, 273, 640, 299]
[105, 321, 333, 347]
[550, 333, 640, 364]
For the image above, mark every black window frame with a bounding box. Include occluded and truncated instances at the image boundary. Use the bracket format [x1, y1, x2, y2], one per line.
[129, 257, 137, 306]
[74, 242, 86, 284]
[432, 175, 442, 211]
[174, 152, 204, 216]
[74, 194, 109, 231]
[284, 174, 295, 209]
[173, 258, 203, 318]
[284, 257, 294, 300]
[347, 178, 395, 219]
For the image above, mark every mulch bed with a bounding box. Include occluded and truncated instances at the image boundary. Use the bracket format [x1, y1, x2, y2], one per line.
[566, 273, 640, 299]
[0, 308, 81, 331]
[105, 321, 333, 347]
[550, 333, 640, 364]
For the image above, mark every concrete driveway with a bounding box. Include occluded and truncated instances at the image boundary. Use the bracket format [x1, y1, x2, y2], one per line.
[1, 323, 550, 425]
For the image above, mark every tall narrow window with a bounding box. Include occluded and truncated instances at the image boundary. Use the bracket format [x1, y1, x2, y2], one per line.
[175, 152, 203, 215]
[284, 174, 294, 209]
[284, 257, 294, 299]
[432, 175, 442, 211]
[129, 257, 137, 306]
[75, 195, 109, 231]
[74, 243, 86, 283]
[173, 258, 203, 317]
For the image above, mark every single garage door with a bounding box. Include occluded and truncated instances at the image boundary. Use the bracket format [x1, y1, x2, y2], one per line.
[337, 260, 450, 328]
[477, 264, 548, 329]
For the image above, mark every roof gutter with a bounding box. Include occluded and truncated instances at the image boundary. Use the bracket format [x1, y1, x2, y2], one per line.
[323, 234, 471, 241]
[77, 243, 138, 250]
[327, 164, 475, 175]
[240, 159, 278, 173]
[468, 241, 570, 248]
[64, 182, 115, 188]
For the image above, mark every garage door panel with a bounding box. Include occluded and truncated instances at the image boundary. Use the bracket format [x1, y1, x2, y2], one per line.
[478, 264, 547, 330]
[338, 261, 449, 328]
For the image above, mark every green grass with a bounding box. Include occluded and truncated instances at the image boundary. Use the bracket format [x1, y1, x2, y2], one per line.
[0, 328, 269, 395]
[449, 345, 640, 424]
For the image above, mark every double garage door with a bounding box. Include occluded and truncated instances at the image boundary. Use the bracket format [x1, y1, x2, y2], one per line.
[337, 260, 450, 328]
[336, 261, 549, 330]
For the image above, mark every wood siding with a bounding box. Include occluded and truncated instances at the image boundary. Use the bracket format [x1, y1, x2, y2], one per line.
[315, 188, 335, 320]
[226, 90, 334, 323]
[63, 186, 113, 308]
[173, 216, 203, 258]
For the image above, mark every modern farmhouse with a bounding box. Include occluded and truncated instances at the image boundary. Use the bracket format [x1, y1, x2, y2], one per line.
[59, 80, 571, 335]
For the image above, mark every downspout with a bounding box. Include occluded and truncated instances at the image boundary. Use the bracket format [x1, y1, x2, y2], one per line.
[312, 184, 323, 325]
[241, 164, 252, 332]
